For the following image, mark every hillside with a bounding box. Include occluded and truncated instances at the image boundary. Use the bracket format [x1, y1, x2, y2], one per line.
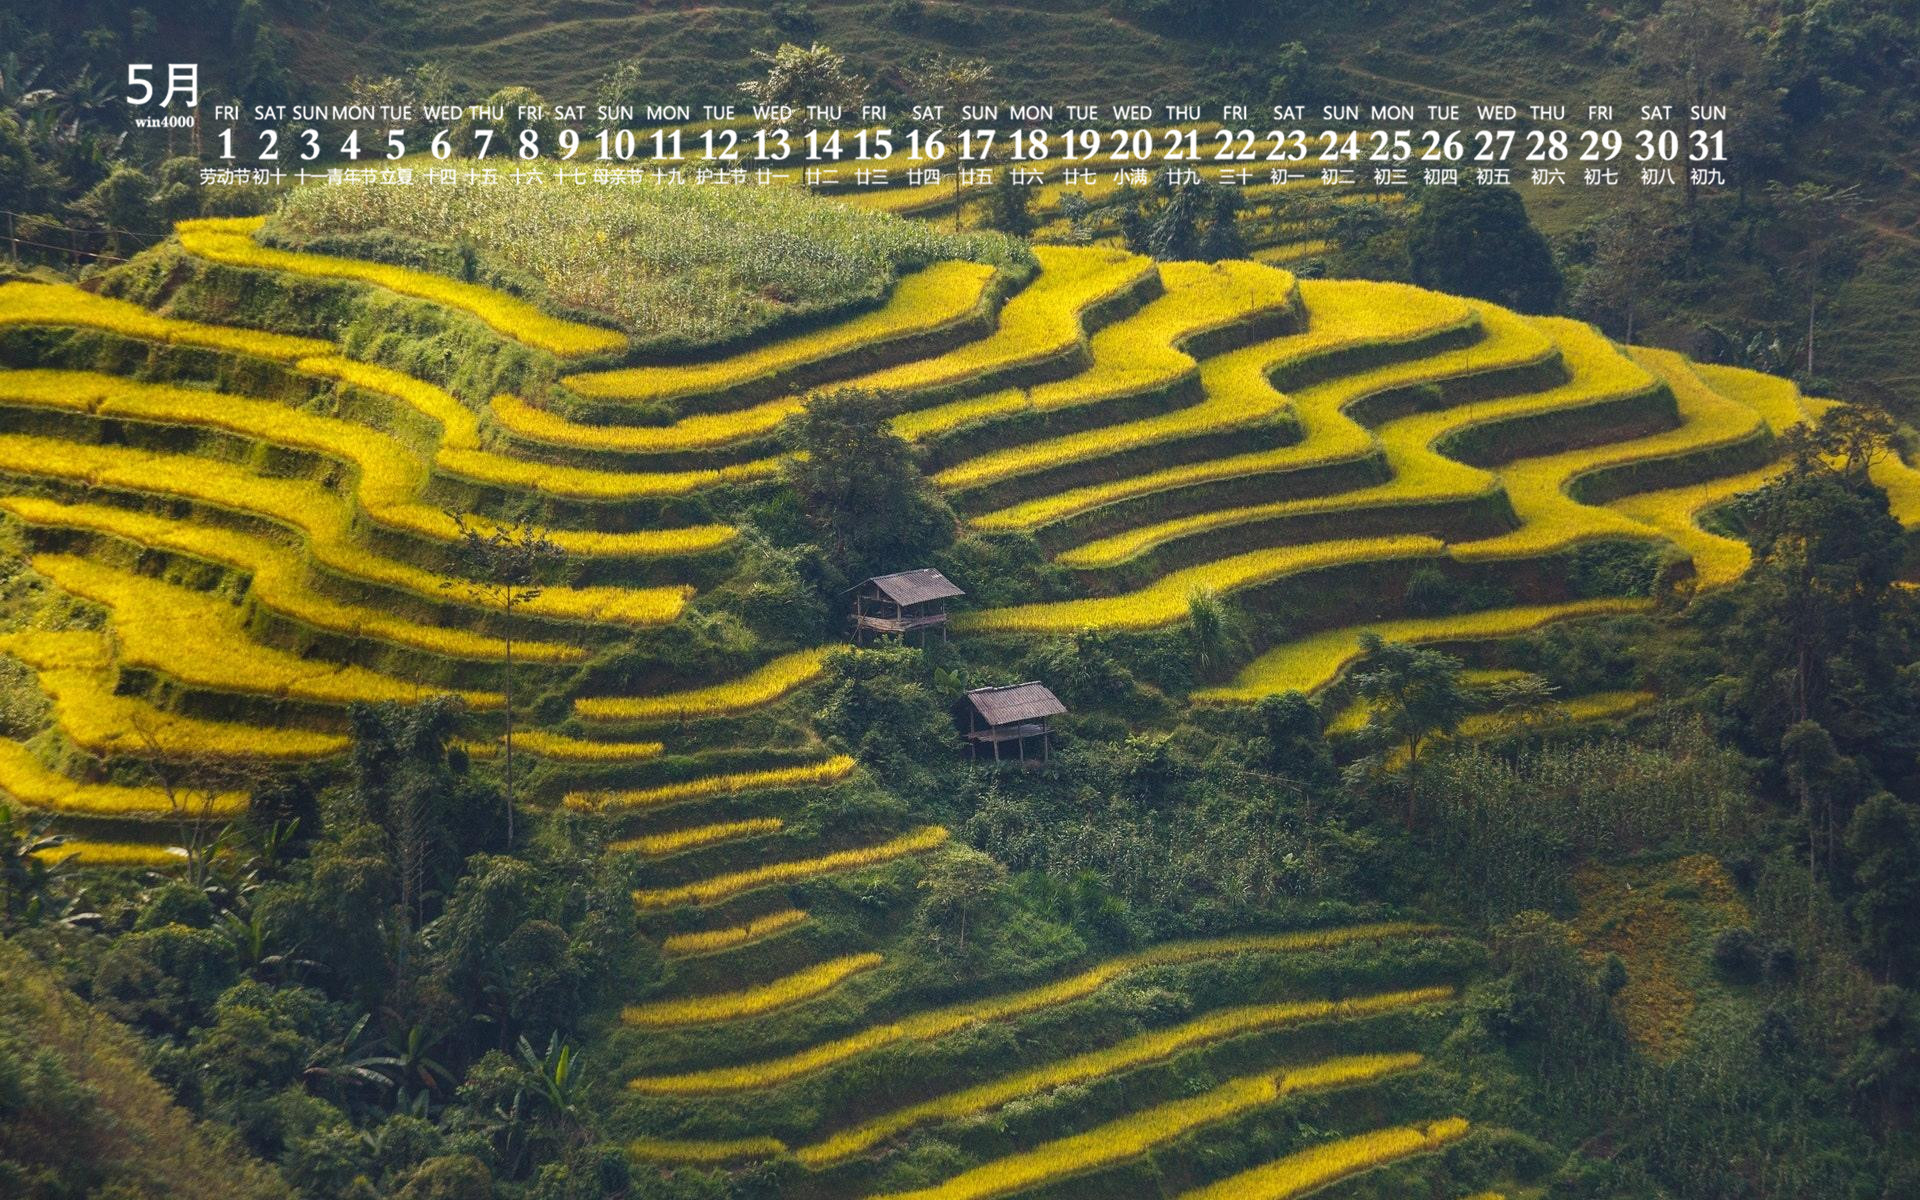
[22, 0, 1917, 418]
[0, 940, 290, 1199]
[0, 174, 1915, 1198]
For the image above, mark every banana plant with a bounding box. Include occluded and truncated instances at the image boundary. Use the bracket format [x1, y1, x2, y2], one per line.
[384, 1024, 456, 1097]
[302, 1014, 402, 1109]
[517, 1033, 588, 1141]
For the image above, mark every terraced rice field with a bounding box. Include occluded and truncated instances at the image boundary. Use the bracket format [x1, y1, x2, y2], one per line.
[0, 198, 1884, 1197]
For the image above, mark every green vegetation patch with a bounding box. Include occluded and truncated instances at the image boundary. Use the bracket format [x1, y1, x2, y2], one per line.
[263, 171, 1030, 352]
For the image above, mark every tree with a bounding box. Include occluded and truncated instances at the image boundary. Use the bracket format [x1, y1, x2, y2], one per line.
[738, 43, 866, 132]
[0, 111, 60, 261]
[918, 846, 1006, 953]
[1573, 194, 1681, 344]
[812, 645, 963, 803]
[70, 164, 154, 257]
[1483, 672, 1564, 731]
[1718, 442, 1908, 752]
[1187, 588, 1249, 681]
[1636, 0, 1761, 217]
[444, 513, 563, 845]
[1407, 184, 1562, 314]
[592, 59, 648, 116]
[1265, 42, 1328, 109]
[125, 716, 259, 888]
[1197, 187, 1247, 262]
[453, 86, 556, 151]
[347, 698, 501, 935]
[1781, 719, 1843, 900]
[982, 166, 1035, 237]
[901, 53, 993, 131]
[1847, 793, 1920, 984]
[1766, 181, 1864, 378]
[901, 54, 993, 227]
[1146, 182, 1205, 261]
[783, 387, 955, 579]
[1350, 633, 1470, 824]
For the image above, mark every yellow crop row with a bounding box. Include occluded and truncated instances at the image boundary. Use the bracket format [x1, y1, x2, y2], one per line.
[933, 273, 1447, 493]
[0, 434, 688, 626]
[1330, 675, 1649, 744]
[1065, 318, 1658, 580]
[296, 354, 483, 450]
[176, 217, 628, 357]
[732, 986, 1452, 1166]
[630, 826, 950, 911]
[1373, 691, 1656, 768]
[610, 817, 784, 857]
[32, 553, 501, 710]
[1476, 689, 1654, 730]
[867, 1053, 1425, 1200]
[1051, 312, 1548, 568]
[1605, 464, 1783, 589]
[1198, 599, 1650, 703]
[33, 839, 189, 868]
[436, 440, 777, 503]
[1871, 450, 1920, 531]
[857, 246, 1154, 400]
[1023, 327, 1735, 658]
[621, 952, 884, 1027]
[1176, 1116, 1472, 1200]
[660, 908, 809, 958]
[575, 648, 833, 723]
[0, 281, 333, 360]
[0, 738, 248, 820]
[1581, 354, 1836, 590]
[1692, 362, 1816, 434]
[1204, 317, 1641, 570]
[0, 293, 479, 455]
[1044, 334, 1551, 568]
[0, 368, 727, 574]
[566, 755, 855, 814]
[972, 282, 1512, 534]
[626, 921, 1438, 1093]
[957, 536, 1444, 634]
[561, 259, 997, 404]
[1325, 668, 1531, 735]
[1254, 239, 1337, 265]
[1443, 340, 1727, 564]
[0, 295, 740, 547]
[491, 389, 808, 455]
[893, 259, 1296, 443]
[480, 730, 664, 762]
[0, 630, 348, 762]
[4, 294, 764, 507]
[2, 496, 586, 663]
[292, 357, 779, 503]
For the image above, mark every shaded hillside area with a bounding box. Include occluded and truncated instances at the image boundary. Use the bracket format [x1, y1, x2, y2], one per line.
[0, 940, 290, 1199]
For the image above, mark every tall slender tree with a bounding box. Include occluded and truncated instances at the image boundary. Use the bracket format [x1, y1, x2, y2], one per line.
[445, 514, 563, 846]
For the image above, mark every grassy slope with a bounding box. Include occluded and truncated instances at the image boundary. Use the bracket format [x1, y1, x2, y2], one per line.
[0, 940, 291, 1200]
[267, 0, 1920, 413]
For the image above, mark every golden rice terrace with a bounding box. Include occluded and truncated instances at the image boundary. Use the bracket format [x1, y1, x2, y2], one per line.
[0, 181, 1911, 1200]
